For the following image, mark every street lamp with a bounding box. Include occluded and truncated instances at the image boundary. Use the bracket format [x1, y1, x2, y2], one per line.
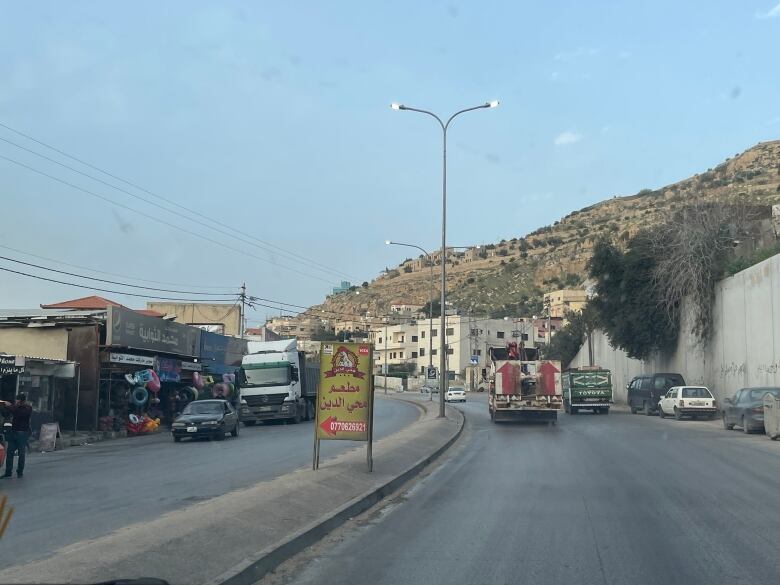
[386, 240, 435, 397]
[391, 100, 499, 418]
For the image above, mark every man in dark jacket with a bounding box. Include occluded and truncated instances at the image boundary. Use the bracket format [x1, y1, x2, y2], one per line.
[1, 393, 33, 478]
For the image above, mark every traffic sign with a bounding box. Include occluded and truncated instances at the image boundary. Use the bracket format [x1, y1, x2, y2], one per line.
[426, 366, 437, 380]
[470, 355, 479, 365]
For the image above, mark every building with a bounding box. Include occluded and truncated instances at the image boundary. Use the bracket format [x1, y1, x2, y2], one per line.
[265, 314, 332, 340]
[334, 319, 371, 335]
[369, 315, 545, 383]
[390, 301, 425, 318]
[146, 302, 241, 336]
[543, 289, 589, 318]
[244, 327, 282, 342]
[331, 281, 352, 295]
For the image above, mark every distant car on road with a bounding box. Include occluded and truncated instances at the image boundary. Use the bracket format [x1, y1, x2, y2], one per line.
[658, 386, 717, 420]
[722, 387, 780, 434]
[628, 373, 686, 415]
[421, 384, 439, 394]
[445, 386, 466, 403]
[171, 399, 240, 442]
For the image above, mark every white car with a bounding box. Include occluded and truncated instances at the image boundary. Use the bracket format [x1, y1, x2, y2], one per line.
[445, 386, 466, 403]
[658, 386, 717, 420]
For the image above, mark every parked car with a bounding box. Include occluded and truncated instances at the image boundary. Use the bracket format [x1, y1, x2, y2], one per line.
[421, 385, 439, 394]
[722, 387, 780, 434]
[627, 373, 686, 415]
[445, 386, 466, 403]
[171, 399, 240, 442]
[658, 386, 717, 420]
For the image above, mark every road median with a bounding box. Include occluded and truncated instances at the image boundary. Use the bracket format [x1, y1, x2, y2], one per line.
[0, 394, 464, 585]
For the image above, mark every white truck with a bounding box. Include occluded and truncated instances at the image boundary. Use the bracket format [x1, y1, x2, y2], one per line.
[487, 343, 563, 423]
[238, 339, 318, 425]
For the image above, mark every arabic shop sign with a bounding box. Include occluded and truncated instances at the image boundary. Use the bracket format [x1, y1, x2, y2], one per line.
[0, 355, 25, 376]
[109, 353, 155, 367]
[316, 343, 373, 441]
[107, 306, 201, 357]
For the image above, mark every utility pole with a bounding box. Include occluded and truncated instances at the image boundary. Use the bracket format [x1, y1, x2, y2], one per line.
[384, 321, 388, 394]
[240, 283, 247, 339]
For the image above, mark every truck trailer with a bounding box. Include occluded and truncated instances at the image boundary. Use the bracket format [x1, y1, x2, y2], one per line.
[487, 344, 563, 423]
[562, 367, 613, 415]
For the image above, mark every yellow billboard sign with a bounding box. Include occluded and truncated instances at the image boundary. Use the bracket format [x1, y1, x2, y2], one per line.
[315, 342, 373, 442]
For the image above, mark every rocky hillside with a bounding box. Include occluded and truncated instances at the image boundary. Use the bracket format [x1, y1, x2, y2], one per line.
[313, 140, 780, 321]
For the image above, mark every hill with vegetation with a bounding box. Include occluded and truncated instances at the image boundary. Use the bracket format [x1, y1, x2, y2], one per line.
[311, 140, 780, 322]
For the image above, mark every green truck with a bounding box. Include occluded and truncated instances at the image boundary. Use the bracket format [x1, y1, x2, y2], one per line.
[562, 368, 613, 415]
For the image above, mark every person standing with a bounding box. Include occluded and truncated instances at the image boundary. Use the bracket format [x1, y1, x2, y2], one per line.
[1, 393, 33, 479]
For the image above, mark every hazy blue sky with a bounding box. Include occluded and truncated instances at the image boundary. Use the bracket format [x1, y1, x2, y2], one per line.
[1, 1, 779, 324]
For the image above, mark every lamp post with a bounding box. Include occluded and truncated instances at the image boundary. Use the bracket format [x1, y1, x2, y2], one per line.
[391, 100, 499, 417]
[385, 240, 434, 373]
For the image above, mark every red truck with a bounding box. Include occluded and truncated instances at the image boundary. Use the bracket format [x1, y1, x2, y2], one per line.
[487, 343, 563, 423]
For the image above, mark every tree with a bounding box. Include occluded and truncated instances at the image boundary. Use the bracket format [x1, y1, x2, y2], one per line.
[545, 307, 599, 368]
[588, 235, 678, 360]
[361, 281, 369, 288]
[422, 298, 442, 318]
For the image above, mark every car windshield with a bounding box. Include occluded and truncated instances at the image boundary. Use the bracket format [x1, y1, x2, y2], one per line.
[6, 4, 780, 585]
[182, 403, 223, 415]
[750, 389, 780, 401]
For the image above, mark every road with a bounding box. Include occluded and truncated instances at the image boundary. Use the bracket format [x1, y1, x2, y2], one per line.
[271, 394, 780, 585]
[0, 396, 418, 567]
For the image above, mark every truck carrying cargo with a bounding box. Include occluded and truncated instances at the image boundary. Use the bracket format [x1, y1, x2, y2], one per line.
[487, 343, 563, 423]
[562, 367, 613, 415]
[238, 339, 318, 425]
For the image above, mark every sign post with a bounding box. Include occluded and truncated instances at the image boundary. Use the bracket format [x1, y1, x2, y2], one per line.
[313, 342, 374, 472]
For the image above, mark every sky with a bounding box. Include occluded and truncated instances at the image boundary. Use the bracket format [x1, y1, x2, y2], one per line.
[1, 1, 779, 325]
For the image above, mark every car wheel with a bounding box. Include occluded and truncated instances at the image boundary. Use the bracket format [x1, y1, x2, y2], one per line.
[173, 436, 181, 442]
[629, 402, 638, 414]
[742, 417, 751, 434]
[707, 413, 716, 421]
[231, 422, 239, 437]
[674, 407, 682, 421]
[658, 406, 665, 419]
[723, 414, 734, 430]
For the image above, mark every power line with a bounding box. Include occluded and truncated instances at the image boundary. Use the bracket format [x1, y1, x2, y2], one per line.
[0, 243, 236, 291]
[0, 124, 358, 281]
[0, 244, 236, 294]
[0, 265, 240, 302]
[0, 153, 335, 285]
[0, 254, 239, 296]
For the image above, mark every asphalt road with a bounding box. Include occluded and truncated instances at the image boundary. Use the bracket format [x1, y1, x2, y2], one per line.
[271, 394, 780, 585]
[0, 396, 418, 567]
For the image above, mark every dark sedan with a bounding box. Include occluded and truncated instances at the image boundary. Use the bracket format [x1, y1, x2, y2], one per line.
[171, 399, 239, 442]
[722, 387, 780, 434]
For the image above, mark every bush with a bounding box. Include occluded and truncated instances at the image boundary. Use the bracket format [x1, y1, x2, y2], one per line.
[466, 277, 475, 284]
[403, 265, 413, 273]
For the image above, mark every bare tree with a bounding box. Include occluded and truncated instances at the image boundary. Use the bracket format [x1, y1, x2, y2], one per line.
[649, 201, 764, 340]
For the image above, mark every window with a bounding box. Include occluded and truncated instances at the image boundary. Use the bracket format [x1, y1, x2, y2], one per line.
[378, 337, 382, 344]
[421, 331, 425, 339]
[419, 348, 425, 357]
[476, 349, 482, 356]
[521, 333, 529, 341]
[432, 349, 438, 356]
[421, 366, 425, 374]
[399, 336, 405, 343]
[446, 327, 454, 336]
[411, 351, 418, 358]
[446, 348, 454, 355]
[682, 387, 712, 398]
[412, 335, 418, 342]
[399, 351, 404, 359]
[432, 329, 438, 337]
[640, 378, 653, 391]
[497, 331, 505, 339]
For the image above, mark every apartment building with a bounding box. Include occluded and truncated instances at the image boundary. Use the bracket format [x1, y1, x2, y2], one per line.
[543, 289, 589, 318]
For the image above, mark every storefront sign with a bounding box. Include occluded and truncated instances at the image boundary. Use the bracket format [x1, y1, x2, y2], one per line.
[156, 357, 182, 382]
[315, 343, 373, 442]
[109, 353, 155, 367]
[200, 331, 247, 373]
[38, 422, 60, 453]
[181, 361, 202, 372]
[107, 306, 201, 357]
[0, 355, 25, 376]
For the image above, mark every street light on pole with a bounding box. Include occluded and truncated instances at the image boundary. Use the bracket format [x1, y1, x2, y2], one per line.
[391, 100, 499, 418]
[386, 240, 435, 399]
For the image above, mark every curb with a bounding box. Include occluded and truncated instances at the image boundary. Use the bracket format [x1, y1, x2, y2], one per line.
[208, 403, 465, 585]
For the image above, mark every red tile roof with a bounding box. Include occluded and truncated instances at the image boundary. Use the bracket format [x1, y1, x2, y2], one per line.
[136, 309, 165, 318]
[245, 327, 264, 335]
[41, 296, 124, 310]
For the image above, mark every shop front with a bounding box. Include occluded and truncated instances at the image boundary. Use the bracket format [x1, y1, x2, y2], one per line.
[199, 331, 247, 405]
[0, 354, 78, 437]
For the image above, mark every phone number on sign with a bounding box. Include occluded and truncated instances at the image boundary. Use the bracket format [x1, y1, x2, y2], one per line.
[332, 421, 367, 433]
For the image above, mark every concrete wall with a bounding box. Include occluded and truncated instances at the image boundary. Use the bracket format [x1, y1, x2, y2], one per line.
[0, 327, 69, 360]
[571, 253, 780, 404]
